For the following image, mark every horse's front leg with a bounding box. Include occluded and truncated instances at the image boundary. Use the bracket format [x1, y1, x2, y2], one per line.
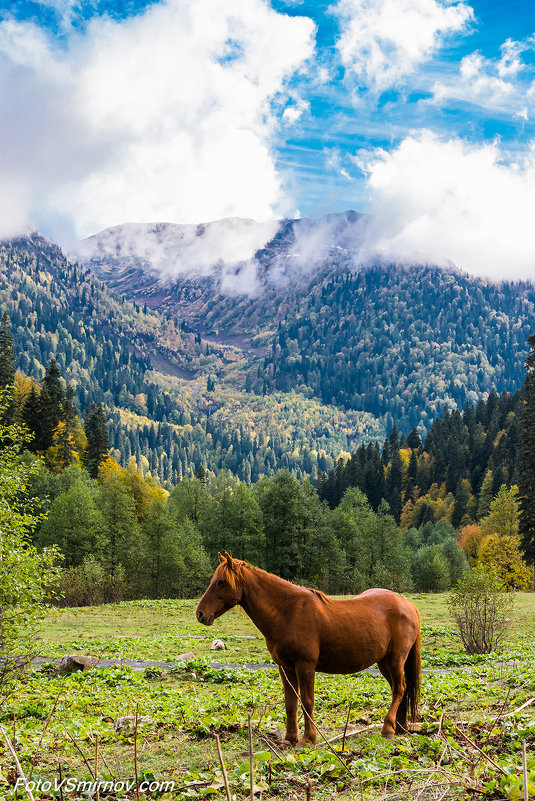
[295, 662, 316, 746]
[278, 665, 299, 745]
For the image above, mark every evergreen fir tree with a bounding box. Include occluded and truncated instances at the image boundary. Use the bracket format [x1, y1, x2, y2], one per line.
[195, 465, 207, 485]
[0, 311, 15, 390]
[407, 427, 421, 450]
[37, 359, 65, 450]
[22, 386, 42, 450]
[519, 332, 535, 587]
[84, 404, 109, 478]
[54, 387, 80, 470]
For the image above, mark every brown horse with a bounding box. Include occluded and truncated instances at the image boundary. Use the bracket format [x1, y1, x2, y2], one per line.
[196, 553, 421, 745]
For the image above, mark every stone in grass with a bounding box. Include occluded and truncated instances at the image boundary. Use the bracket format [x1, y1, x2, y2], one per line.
[114, 716, 153, 732]
[210, 639, 227, 651]
[58, 654, 96, 673]
[176, 652, 195, 661]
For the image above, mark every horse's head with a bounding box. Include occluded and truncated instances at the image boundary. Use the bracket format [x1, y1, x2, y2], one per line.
[196, 552, 244, 626]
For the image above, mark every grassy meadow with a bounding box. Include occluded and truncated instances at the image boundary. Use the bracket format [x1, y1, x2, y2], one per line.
[2, 594, 535, 800]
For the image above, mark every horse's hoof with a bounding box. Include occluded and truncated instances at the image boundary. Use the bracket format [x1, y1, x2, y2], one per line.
[297, 738, 316, 747]
[381, 730, 395, 739]
[280, 738, 297, 749]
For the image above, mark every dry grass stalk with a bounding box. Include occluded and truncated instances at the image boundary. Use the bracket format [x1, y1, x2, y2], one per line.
[62, 726, 95, 779]
[134, 704, 140, 801]
[503, 697, 535, 718]
[214, 733, 232, 801]
[522, 740, 528, 801]
[248, 714, 254, 801]
[341, 702, 352, 752]
[94, 733, 100, 801]
[259, 734, 285, 761]
[0, 724, 35, 801]
[453, 726, 507, 776]
[327, 724, 376, 743]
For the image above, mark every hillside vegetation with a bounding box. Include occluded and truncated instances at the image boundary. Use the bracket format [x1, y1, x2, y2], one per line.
[257, 266, 534, 430]
[0, 235, 383, 484]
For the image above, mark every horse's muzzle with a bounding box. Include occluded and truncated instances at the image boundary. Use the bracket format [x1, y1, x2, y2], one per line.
[196, 609, 214, 626]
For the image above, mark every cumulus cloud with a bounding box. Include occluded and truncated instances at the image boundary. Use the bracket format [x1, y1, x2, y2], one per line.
[331, 0, 473, 92]
[355, 131, 535, 279]
[432, 38, 535, 114]
[0, 0, 315, 241]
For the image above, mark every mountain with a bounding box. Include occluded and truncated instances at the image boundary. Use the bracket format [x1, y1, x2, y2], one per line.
[3, 214, 534, 487]
[77, 212, 535, 433]
[0, 232, 383, 486]
[75, 210, 364, 320]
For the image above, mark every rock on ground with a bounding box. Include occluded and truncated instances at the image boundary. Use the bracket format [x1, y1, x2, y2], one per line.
[58, 655, 96, 672]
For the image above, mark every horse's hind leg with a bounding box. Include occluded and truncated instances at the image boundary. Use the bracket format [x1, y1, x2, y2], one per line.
[278, 666, 299, 745]
[377, 657, 406, 738]
[295, 661, 316, 746]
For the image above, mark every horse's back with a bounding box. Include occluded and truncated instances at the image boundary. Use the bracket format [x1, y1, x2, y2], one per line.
[313, 588, 420, 674]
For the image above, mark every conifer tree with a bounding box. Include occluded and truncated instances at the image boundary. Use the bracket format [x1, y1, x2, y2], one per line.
[407, 427, 421, 450]
[37, 359, 65, 450]
[84, 404, 109, 478]
[22, 386, 42, 451]
[53, 387, 80, 470]
[519, 332, 535, 588]
[0, 311, 15, 390]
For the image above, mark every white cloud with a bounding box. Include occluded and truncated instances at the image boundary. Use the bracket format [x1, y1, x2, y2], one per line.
[0, 0, 315, 240]
[432, 38, 535, 113]
[498, 37, 531, 78]
[356, 131, 535, 279]
[331, 0, 473, 92]
[282, 96, 310, 124]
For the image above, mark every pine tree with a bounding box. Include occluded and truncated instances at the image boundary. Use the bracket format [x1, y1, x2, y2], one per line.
[0, 312, 15, 390]
[53, 386, 80, 470]
[37, 359, 65, 450]
[519, 332, 535, 588]
[385, 448, 403, 523]
[22, 386, 42, 450]
[407, 427, 421, 450]
[84, 404, 109, 478]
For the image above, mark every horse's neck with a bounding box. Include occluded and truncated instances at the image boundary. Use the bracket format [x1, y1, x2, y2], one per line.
[240, 567, 301, 641]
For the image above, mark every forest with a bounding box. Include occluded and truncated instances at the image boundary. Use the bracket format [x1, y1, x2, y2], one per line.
[0, 236, 383, 486]
[254, 266, 535, 431]
[2, 233, 535, 608]
[2, 315, 534, 606]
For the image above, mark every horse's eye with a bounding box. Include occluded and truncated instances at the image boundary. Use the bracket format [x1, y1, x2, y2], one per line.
[217, 579, 225, 587]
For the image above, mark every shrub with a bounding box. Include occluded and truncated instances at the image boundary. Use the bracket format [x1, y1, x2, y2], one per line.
[447, 565, 514, 654]
[411, 545, 450, 592]
[56, 556, 126, 606]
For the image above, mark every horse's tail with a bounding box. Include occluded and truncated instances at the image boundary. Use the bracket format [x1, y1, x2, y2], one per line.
[398, 629, 421, 729]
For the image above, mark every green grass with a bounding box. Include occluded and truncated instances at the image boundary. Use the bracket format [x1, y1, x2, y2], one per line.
[2, 594, 535, 800]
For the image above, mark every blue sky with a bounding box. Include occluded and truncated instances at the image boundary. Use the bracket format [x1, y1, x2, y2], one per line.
[0, 0, 534, 278]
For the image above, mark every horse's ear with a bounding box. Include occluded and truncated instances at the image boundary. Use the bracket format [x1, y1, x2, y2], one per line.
[224, 551, 234, 570]
[218, 552, 225, 564]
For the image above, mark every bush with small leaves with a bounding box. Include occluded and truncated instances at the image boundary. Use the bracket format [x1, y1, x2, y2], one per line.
[447, 565, 514, 654]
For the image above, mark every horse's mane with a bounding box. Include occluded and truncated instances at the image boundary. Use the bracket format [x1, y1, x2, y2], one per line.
[220, 560, 332, 604]
[309, 588, 331, 604]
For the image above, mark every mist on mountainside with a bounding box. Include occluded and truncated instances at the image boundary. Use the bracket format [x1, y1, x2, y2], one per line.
[75, 211, 366, 296]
